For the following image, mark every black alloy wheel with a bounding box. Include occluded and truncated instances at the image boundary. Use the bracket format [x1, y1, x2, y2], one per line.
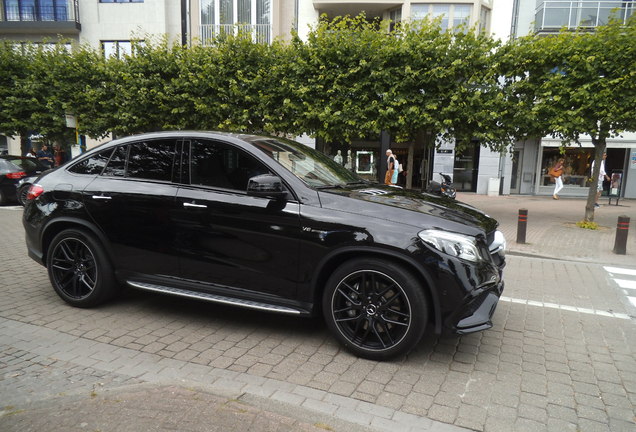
[323, 258, 428, 360]
[47, 229, 117, 307]
[17, 184, 29, 206]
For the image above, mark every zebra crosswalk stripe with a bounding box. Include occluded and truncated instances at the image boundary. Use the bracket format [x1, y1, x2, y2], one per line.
[604, 266, 636, 310]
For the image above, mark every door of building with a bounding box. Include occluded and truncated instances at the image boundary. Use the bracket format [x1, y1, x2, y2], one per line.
[453, 144, 480, 192]
[510, 149, 523, 194]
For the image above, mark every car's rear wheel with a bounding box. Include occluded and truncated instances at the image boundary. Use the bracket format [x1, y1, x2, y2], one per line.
[323, 258, 428, 360]
[46, 228, 117, 307]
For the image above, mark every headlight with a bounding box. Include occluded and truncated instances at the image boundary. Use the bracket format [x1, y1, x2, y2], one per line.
[418, 229, 484, 262]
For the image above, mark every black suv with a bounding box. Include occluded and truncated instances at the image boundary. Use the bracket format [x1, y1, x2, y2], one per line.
[23, 132, 505, 360]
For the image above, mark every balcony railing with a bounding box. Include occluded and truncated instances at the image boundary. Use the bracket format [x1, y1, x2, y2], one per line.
[200, 23, 271, 45]
[535, 1, 634, 32]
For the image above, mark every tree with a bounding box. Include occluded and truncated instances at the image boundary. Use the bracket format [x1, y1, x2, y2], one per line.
[290, 15, 394, 143]
[380, 20, 510, 154]
[0, 41, 32, 154]
[498, 17, 636, 221]
[0, 41, 106, 151]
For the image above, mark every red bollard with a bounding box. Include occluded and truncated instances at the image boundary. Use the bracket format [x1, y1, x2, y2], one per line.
[613, 216, 630, 255]
[517, 209, 528, 244]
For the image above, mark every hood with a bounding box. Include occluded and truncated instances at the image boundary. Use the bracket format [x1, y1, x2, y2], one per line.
[317, 184, 498, 235]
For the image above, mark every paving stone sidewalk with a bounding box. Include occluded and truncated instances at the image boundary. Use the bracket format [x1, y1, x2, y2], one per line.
[457, 194, 636, 266]
[1, 196, 635, 432]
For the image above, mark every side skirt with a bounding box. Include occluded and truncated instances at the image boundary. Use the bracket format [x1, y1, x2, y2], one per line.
[127, 280, 303, 315]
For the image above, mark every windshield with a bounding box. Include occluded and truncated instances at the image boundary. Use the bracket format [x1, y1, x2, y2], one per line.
[249, 137, 365, 188]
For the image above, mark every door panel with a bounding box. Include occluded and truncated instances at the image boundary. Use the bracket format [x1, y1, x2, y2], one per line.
[83, 177, 180, 277]
[81, 139, 180, 277]
[174, 138, 301, 298]
[175, 187, 301, 297]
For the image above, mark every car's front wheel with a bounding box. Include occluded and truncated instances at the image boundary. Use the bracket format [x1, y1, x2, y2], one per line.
[323, 258, 428, 360]
[46, 228, 117, 307]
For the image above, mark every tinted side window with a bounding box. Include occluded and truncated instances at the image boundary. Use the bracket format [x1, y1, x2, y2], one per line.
[102, 145, 127, 177]
[8, 158, 38, 171]
[68, 149, 114, 175]
[127, 140, 176, 181]
[190, 140, 270, 191]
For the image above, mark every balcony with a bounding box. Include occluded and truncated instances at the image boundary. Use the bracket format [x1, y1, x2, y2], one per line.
[200, 24, 271, 45]
[0, 0, 81, 35]
[535, 1, 634, 32]
[312, 1, 402, 21]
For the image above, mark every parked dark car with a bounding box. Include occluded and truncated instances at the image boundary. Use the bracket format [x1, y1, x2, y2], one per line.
[23, 132, 505, 360]
[0, 155, 48, 205]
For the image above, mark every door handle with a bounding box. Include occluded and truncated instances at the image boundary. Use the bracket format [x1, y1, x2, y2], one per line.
[183, 202, 207, 209]
[91, 195, 112, 200]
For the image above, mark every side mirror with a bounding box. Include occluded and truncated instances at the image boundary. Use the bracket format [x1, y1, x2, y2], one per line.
[247, 174, 287, 200]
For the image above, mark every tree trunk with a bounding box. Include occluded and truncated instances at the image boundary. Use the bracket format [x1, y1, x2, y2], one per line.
[20, 135, 30, 156]
[406, 141, 415, 189]
[584, 138, 607, 222]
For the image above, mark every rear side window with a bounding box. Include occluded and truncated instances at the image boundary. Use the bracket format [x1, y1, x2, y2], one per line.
[68, 149, 114, 175]
[127, 140, 176, 181]
[8, 158, 39, 171]
[0, 159, 19, 173]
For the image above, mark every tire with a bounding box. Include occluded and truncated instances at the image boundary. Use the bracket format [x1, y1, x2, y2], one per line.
[46, 228, 118, 308]
[322, 258, 428, 360]
[17, 184, 30, 206]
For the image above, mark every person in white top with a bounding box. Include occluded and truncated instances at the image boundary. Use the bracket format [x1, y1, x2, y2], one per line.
[384, 149, 396, 185]
[591, 152, 609, 208]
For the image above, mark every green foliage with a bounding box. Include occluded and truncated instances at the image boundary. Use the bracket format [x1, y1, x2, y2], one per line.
[0, 15, 515, 152]
[0, 14, 633, 173]
[576, 220, 599, 230]
[0, 41, 31, 137]
[501, 18, 636, 143]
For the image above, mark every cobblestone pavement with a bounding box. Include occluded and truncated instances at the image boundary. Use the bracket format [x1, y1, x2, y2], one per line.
[457, 194, 636, 267]
[1, 203, 635, 432]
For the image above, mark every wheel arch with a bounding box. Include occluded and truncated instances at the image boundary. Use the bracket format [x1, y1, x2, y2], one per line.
[310, 247, 442, 334]
[41, 218, 113, 267]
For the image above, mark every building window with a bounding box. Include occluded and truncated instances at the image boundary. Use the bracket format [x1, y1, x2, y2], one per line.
[4, 0, 70, 22]
[201, 0, 271, 44]
[13, 41, 72, 52]
[411, 3, 472, 32]
[479, 7, 490, 33]
[389, 7, 402, 31]
[540, 147, 594, 187]
[101, 40, 143, 58]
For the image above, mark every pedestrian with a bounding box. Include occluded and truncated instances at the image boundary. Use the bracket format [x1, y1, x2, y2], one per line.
[53, 146, 66, 167]
[25, 147, 37, 158]
[551, 158, 565, 200]
[36, 144, 54, 169]
[384, 149, 396, 185]
[391, 155, 400, 185]
[591, 152, 610, 208]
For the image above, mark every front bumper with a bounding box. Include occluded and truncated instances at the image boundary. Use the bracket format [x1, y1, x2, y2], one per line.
[454, 289, 502, 334]
[432, 231, 506, 335]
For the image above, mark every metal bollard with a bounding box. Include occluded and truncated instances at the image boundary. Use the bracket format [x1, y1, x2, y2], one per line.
[516, 209, 528, 244]
[613, 215, 630, 255]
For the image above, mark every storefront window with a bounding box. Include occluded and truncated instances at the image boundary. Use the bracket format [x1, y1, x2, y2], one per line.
[541, 147, 594, 187]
